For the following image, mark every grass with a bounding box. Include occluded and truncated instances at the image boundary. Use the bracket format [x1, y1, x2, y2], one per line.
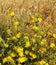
[0, 0, 56, 32]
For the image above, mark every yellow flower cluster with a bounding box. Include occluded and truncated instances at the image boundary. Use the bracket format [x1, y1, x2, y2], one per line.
[37, 17, 42, 23]
[4, 43, 9, 48]
[29, 52, 37, 59]
[17, 57, 27, 63]
[10, 11, 15, 17]
[50, 43, 55, 48]
[0, 12, 56, 65]
[32, 25, 39, 31]
[6, 29, 11, 35]
[53, 34, 56, 38]
[3, 56, 14, 63]
[39, 60, 49, 65]
[38, 48, 46, 54]
[16, 32, 21, 38]
[13, 21, 19, 28]
[40, 39, 46, 45]
[25, 41, 31, 48]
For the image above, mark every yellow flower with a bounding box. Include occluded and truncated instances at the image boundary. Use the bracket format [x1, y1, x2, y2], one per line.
[39, 60, 46, 65]
[50, 43, 55, 48]
[32, 47, 35, 51]
[32, 26, 39, 31]
[31, 38, 36, 43]
[12, 36, 16, 40]
[29, 52, 33, 56]
[53, 34, 56, 38]
[3, 56, 15, 64]
[14, 21, 19, 28]
[19, 52, 24, 57]
[7, 56, 12, 60]
[24, 36, 29, 40]
[41, 31, 45, 36]
[16, 47, 23, 53]
[0, 37, 2, 42]
[25, 41, 31, 48]
[40, 39, 46, 45]
[16, 32, 21, 38]
[37, 35, 42, 39]
[13, 46, 17, 50]
[18, 64, 21, 65]
[6, 29, 11, 34]
[4, 43, 9, 48]
[10, 52, 16, 57]
[34, 34, 37, 37]
[38, 48, 46, 54]
[12, 36, 18, 42]
[25, 50, 29, 55]
[37, 17, 42, 22]
[18, 57, 27, 63]
[32, 54, 37, 59]
[3, 57, 7, 63]
[29, 52, 37, 59]
[10, 11, 15, 17]
[45, 63, 49, 65]
[7, 37, 10, 41]
[7, 56, 14, 63]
